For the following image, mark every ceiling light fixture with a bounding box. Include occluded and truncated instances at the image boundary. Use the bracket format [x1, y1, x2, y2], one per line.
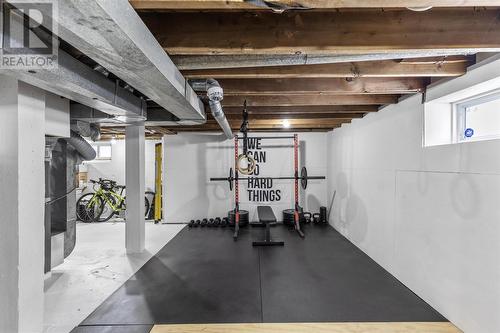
[407, 6, 432, 11]
[282, 119, 291, 128]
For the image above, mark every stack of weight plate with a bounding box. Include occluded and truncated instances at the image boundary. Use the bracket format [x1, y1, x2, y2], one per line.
[282, 209, 307, 226]
[227, 210, 249, 227]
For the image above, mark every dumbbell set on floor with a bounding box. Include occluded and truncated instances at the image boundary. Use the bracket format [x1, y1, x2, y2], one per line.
[188, 217, 229, 228]
[188, 210, 250, 229]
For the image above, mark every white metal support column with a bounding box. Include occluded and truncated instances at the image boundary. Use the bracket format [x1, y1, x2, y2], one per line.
[125, 124, 146, 253]
[0, 76, 46, 333]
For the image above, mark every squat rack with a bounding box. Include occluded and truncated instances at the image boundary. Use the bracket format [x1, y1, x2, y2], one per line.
[231, 134, 306, 240]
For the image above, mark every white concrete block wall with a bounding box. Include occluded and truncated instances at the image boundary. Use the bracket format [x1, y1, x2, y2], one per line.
[327, 93, 500, 333]
[163, 133, 328, 223]
[85, 139, 160, 192]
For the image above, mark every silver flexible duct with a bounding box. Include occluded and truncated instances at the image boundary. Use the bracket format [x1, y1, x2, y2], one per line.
[191, 79, 233, 140]
[71, 121, 101, 142]
[67, 130, 97, 161]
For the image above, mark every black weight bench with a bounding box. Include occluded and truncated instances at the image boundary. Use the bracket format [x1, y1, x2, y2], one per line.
[252, 206, 284, 247]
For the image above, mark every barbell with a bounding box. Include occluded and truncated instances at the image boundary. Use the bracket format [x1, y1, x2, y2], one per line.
[210, 166, 325, 191]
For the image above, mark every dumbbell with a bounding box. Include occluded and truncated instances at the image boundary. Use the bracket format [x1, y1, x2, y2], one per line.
[214, 217, 221, 227]
[188, 220, 195, 228]
[194, 219, 200, 227]
[221, 217, 228, 228]
[201, 218, 208, 227]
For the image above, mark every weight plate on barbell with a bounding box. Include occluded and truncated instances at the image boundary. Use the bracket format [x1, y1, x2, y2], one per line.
[229, 167, 233, 191]
[301, 166, 307, 190]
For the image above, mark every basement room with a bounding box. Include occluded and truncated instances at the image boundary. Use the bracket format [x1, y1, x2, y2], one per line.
[1, 1, 499, 333]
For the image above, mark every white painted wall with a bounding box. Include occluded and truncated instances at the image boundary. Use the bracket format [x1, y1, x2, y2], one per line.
[84, 139, 160, 192]
[327, 93, 500, 332]
[162, 132, 327, 223]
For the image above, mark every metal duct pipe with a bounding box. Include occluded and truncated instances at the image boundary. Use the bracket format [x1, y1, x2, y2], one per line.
[191, 79, 233, 139]
[66, 130, 97, 161]
[71, 121, 101, 142]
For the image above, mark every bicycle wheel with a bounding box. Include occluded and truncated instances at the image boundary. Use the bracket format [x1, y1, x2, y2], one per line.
[144, 197, 150, 218]
[121, 196, 151, 219]
[76, 193, 103, 222]
[96, 193, 118, 222]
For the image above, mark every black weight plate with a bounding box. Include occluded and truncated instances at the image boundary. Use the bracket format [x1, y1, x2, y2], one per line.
[229, 167, 233, 191]
[283, 208, 306, 226]
[282, 209, 295, 226]
[228, 210, 249, 227]
[301, 166, 308, 190]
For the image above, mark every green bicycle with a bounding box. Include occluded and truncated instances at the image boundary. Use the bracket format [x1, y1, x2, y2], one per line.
[77, 178, 150, 222]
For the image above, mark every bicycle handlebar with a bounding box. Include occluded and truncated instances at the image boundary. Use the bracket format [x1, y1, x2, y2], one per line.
[89, 179, 119, 189]
[89, 178, 116, 184]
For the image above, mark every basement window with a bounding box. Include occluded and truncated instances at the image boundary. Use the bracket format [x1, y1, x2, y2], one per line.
[90, 143, 112, 161]
[456, 92, 500, 143]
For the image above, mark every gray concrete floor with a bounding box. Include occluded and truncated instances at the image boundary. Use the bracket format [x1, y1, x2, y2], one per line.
[43, 221, 184, 333]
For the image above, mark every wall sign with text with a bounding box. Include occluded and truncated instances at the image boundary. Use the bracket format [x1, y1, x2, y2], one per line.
[245, 138, 282, 202]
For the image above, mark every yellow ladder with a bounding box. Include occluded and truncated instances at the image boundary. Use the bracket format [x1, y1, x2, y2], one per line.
[154, 142, 162, 223]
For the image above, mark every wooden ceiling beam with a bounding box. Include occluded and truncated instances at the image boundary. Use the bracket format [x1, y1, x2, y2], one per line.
[211, 78, 424, 95]
[100, 133, 163, 140]
[222, 105, 379, 114]
[161, 127, 337, 133]
[209, 118, 350, 126]
[183, 59, 468, 79]
[217, 112, 364, 120]
[161, 117, 351, 129]
[140, 9, 500, 55]
[131, 0, 500, 10]
[163, 123, 345, 131]
[221, 94, 398, 107]
[398, 55, 471, 64]
[147, 126, 177, 135]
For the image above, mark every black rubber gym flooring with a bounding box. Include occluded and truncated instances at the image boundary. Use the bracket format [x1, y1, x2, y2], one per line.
[74, 224, 446, 332]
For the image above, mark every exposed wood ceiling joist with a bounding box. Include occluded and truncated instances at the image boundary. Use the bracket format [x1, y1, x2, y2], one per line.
[222, 94, 398, 107]
[215, 113, 364, 120]
[100, 127, 166, 139]
[125, 4, 485, 134]
[148, 126, 177, 135]
[210, 78, 425, 95]
[163, 121, 347, 130]
[150, 117, 351, 132]
[172, 49, 474, 71]
[140, 9, 500, 55]
[173, 53, 475, 70]
[131, 0, 500, 10]
[398, 56, 470, 64]
[161, 127, 337, 132]
[219, 118, 350, 126]
[221, 105, 380, 114]
[182, 59, 468, 79]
